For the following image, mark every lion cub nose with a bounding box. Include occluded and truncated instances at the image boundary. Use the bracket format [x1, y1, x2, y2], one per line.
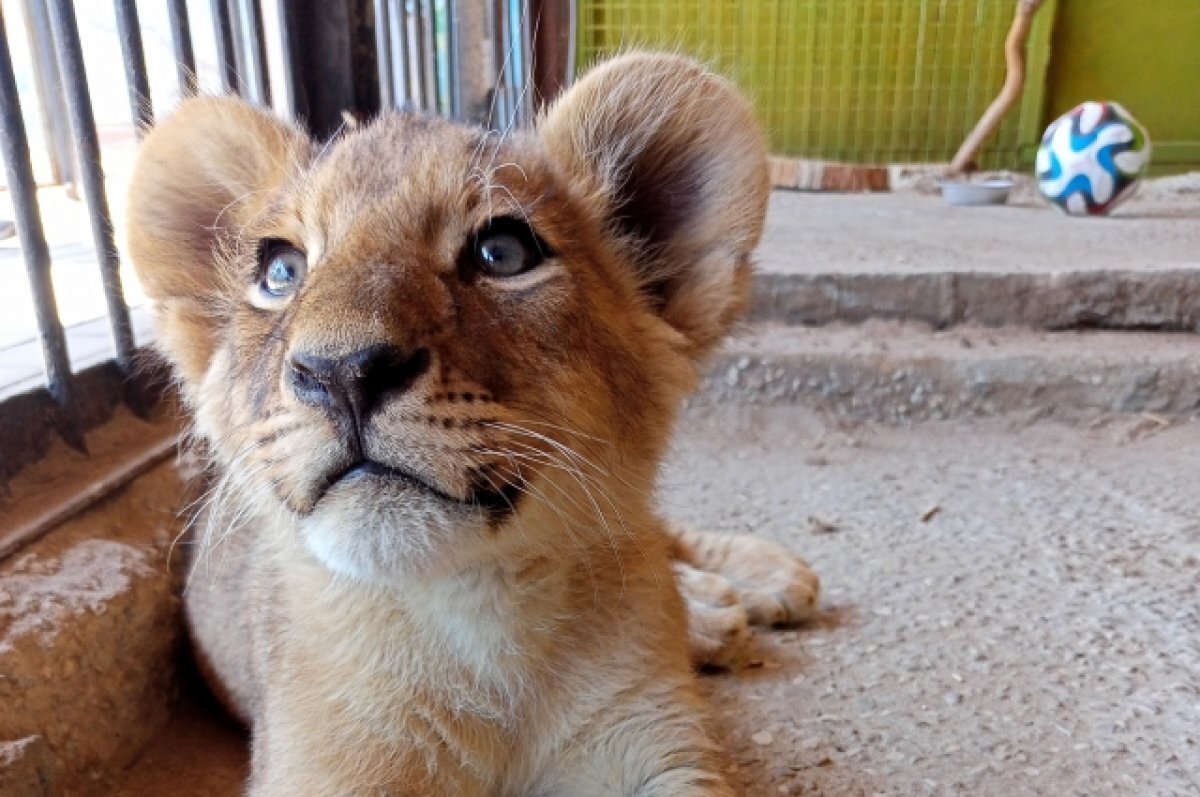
[288, 344, 431, 423]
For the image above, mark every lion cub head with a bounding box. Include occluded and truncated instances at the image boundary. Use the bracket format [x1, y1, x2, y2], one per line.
[128, 54, 767, 583]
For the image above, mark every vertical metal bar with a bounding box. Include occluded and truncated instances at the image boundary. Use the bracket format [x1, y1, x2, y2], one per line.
[0, 12, 85, 450]
[230, 0, 271, 104]
[518, 0, 533, 125]
[412, 0, 427, 109]
[375, 0, 394, 108]
[21, 0, 74, 184]
[167, 0, 197, 94]
[429, 0, 444, 114]
[413, 0, 430, 110]
[45, 0, 136, 375]
[394, 0, 413, 108]
[275, 0, 299, 114]
[422, 0, 437, 112]
[227, 0, 252, 97]
[246, 0, 273, 104]
[491, 0, 510, 129]
[564, 0, 576, 89]
[211, 0, 239, 92]
[445, 0, 460, 118]
[278, 0, 380, 138]
[452, 0, 488, 124]
[112, 0, 154, 134]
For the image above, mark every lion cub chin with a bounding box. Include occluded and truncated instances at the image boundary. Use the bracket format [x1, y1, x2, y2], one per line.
[128, 52, 818, 795]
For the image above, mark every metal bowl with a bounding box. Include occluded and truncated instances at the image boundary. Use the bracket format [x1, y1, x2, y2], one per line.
[938, 179, 1014, 206]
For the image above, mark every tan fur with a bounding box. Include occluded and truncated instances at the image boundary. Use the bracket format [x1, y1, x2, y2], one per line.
[128, 53, 818, 795]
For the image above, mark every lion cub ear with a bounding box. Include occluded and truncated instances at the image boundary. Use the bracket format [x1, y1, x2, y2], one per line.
[539, 53, 769, 357]
[127, 97, 310, 384]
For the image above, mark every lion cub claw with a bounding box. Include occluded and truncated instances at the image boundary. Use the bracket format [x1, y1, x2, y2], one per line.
[671, 526, 821, 668]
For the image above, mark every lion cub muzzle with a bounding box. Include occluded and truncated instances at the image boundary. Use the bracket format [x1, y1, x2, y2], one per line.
[287, 344, 431, 448]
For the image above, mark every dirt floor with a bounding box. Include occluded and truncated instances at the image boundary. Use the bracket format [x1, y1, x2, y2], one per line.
[111, 404, 1200, 796]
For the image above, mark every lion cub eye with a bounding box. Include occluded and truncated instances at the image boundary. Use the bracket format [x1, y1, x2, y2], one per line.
[471, 217, 548, 278]
[258, 239, 308, 298]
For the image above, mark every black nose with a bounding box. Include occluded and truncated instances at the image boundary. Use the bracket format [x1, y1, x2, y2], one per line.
[288, 344, 431, 423]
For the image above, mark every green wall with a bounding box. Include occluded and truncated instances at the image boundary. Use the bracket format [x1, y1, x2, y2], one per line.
[577, 0, 1198, 173]
[1046, 0, 1200, 174]
[576, 0, 1055, 168]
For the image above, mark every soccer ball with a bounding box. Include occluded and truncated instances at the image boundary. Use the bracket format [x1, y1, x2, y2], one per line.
[1035, 101, 1151, 216]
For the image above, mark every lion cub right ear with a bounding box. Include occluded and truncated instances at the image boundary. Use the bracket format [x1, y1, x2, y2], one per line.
[539, 53, 769, 360]
[127, 97, 310, 385]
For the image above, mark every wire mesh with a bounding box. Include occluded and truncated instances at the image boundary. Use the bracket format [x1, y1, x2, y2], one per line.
[576, 0, 1051, 168]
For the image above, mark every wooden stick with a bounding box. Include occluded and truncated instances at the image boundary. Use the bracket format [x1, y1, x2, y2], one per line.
[949, 0, 1049, 175]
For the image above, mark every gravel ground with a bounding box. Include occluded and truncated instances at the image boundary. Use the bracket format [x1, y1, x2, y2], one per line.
[663, 405, 1200, 797]
[113, 404, 1200, 796]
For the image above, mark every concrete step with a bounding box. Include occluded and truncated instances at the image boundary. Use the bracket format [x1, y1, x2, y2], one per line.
[701, 321, 1200, 421]
[748, 269, 1200, 332]
[752, 191, 1200, 331]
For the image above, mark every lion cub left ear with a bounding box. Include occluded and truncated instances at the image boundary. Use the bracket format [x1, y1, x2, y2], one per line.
[539, 53, 769, 357]
[127, 97, 310, 386]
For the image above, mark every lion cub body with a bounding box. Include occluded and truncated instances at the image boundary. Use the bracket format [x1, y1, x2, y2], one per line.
[129, 53, 813, 795]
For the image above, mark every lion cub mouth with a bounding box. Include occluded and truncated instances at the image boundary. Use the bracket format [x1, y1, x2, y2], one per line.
[318, 458, 522, 517]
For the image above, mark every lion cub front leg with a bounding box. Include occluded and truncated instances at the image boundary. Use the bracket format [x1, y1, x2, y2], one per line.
[669, 522, 820, 666]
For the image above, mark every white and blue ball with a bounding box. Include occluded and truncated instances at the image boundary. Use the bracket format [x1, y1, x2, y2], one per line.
[1036, 101, 1151, 216]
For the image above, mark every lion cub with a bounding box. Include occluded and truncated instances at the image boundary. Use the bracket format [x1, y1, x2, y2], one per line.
[128, 53, 818, 796]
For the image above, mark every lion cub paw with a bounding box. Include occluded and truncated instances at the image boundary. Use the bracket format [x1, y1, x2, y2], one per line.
[721, 535, 821, 628]
[675, 563, 753, 669]
[670, 524, 821, 627]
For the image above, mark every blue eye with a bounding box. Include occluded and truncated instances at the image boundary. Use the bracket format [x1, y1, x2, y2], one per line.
[476, 233, 532, 277]
[259, 240, 307, 297]
[471, 218, 547, 278]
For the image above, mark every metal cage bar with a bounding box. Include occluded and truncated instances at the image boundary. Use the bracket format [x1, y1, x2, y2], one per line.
[249, 0, 273, 104]
[0, 12, 84, 450]
[396, 0, 415, 108]
[112, 0, 153, 134]
[375, 0, 395, 108]
[45, 0, 136, 375]
[167, 0, 198, 94]
[21, 0, 74, 184]
[211, 0, 240, 92]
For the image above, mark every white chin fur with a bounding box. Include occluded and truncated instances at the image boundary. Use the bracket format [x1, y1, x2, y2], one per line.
[299, 489, 492, 583]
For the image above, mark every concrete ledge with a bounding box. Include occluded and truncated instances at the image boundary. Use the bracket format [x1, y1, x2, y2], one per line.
[749, 269, 1200, 332]
[769, 156, 890, 192]
[0, 455, 185, 793]
[702, 322, 1200, 422]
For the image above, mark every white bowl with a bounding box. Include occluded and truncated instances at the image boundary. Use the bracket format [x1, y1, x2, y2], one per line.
[939, 179, 1014, 206]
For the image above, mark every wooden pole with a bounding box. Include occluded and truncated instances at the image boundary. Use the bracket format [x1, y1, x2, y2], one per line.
[949, 0, 1048, 175]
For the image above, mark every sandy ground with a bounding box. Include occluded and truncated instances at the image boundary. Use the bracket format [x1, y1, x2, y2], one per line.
[112, 404, 1200, 796]
[758, 174, 1200, 276]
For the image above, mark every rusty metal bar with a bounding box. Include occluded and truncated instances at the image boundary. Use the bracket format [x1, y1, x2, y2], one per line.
[167, 0, 198, 95]
[113, 0, 153, 134]
[0, 12, 84, 451]
[46, 0, 136, 375]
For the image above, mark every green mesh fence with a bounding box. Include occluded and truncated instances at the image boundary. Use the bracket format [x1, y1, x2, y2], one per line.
[576, 0, 1055, 168]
